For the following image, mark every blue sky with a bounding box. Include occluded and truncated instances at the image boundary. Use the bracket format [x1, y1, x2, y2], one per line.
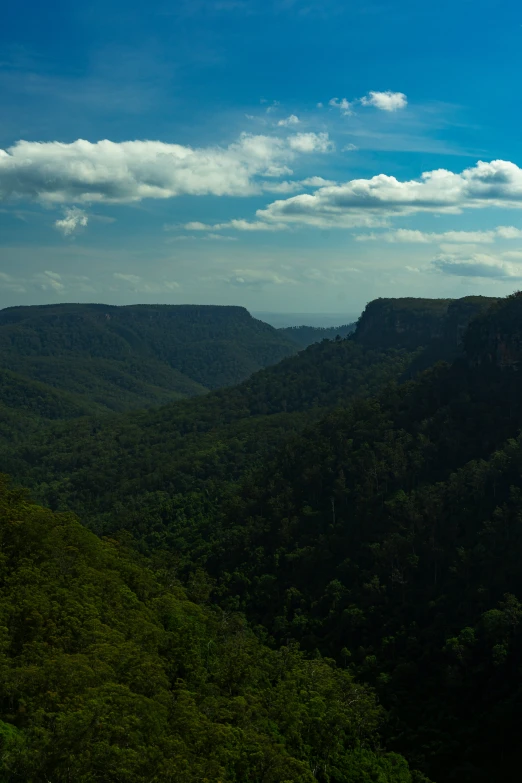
[2, 0, 522, 314]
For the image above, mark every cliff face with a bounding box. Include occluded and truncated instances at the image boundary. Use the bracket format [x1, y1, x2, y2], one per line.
[463, 292, 522, 369]
[354, 298, 451, 349]
[354, 296, 498, 353]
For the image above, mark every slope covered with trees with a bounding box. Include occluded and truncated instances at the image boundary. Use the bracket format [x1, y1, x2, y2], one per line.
[0, 337, 420, 540]
[0, 475, 424, 782]
[0, 303, 298, 415]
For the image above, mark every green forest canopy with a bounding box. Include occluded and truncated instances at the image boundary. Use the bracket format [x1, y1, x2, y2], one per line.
[3, 292, 522, 782]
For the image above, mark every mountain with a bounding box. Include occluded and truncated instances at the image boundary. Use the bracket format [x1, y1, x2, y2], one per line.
[3, 291, 519, 782]
[0, 303, 298, 415]
[279, 322, 356, 348]
[0, 296, 500, 537]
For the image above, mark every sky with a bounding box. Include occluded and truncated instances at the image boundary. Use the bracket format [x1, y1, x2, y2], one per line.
[2, 0, 522, 314]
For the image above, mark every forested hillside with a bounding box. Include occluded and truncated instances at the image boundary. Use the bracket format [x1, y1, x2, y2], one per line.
[2, 292, 521, 782]
[0, 476, 423, 782]
[0, 303, 297, 415]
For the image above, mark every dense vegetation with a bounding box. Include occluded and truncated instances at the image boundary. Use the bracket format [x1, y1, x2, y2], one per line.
[0, 303, 297, 415]
[2, 292, 520, 782]
[0, 476, 424, 782]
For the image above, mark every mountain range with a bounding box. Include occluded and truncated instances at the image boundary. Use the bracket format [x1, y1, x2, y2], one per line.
[2, 291, 521, 783]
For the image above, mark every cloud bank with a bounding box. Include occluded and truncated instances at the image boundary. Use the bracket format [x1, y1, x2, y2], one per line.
[0, 132, 333, 205]
[254, 160, 522, 229]
[355, 226, 522, 244]
[431, 253, 522, 280]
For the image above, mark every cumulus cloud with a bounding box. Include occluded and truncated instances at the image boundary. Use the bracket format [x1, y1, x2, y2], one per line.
[300, 176, 336, 187]
[54, 207, 89, 236]
[254, 161, 522, 229]
[261, 180, 306, 194]
[360, 91, 408, 111]
[262, 164, 293, 177]
[260, 175, 337, 194]
[277, 114, 300, 126]
[355, 226, 522, 243]
[329, 98, 353, 115]
[329, 91, 407, 115]
[0, 132, 333, 206]
[287, 132, 334, 153]
[431, 253, 522, 279]
[342, 143, 358, 152]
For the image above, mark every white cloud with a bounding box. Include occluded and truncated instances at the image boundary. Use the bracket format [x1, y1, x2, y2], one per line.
[204, 233, 238, 241]
[342, 143, 358, 152]
[496, 225, 522, 238]
[227, 268, 297, 286]
[254, 161, 522, 229]
[113, 273, 180, 291]
[54, 207, 89, 236]
[431, 252, 522, 279]
[0, 132, 332, 206]
[34, 270, 65, 292]
[261, 180, 305, 194]
[260, 175, 337, 194]
[180, 218, 289, 232]
[329, 97, 354, 115]
[262, 164, 293, 177]
[300, 176, 336, 187]
[329, 91, 407, 115]
[360, 91, 408, 111]
[287, 132, 334, 153]
[355, 226, 522, 244]
[277, 114, 300, 126]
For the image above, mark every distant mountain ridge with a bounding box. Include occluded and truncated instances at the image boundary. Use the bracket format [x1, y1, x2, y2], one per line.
[0, 302, 298, 417]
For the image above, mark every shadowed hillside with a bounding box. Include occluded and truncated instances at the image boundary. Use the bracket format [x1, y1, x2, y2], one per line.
[0, 303, 298, 416]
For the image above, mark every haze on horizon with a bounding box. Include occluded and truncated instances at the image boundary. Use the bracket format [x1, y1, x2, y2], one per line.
[2, 0, 522, 313]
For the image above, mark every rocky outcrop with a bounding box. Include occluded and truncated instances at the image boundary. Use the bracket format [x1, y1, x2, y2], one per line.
[464, 292, 522, 369]
[354, 296, 497, 353]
